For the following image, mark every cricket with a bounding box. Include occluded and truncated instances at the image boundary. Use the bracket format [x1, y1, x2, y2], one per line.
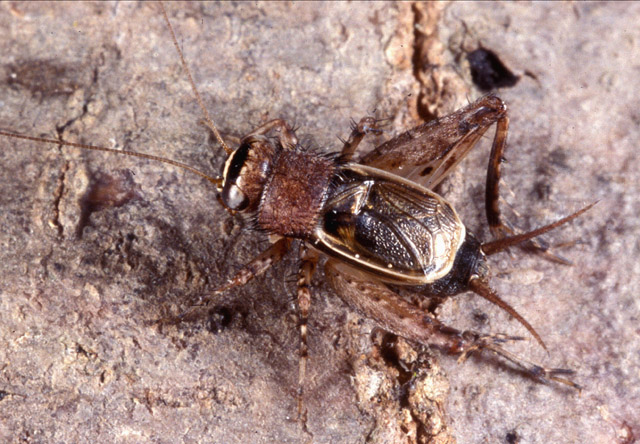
[0, 2, 592, 442]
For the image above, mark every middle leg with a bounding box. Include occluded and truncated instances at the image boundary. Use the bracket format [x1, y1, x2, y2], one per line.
[339, 116, 385, 161]
[295, 244, 319, 431]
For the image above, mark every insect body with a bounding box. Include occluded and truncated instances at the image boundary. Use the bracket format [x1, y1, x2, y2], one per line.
[0, 3, 591, 437]
[209, 93, 590, 384]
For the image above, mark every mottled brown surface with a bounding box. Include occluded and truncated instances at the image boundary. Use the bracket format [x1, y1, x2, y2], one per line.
[0, 2, 637, 444]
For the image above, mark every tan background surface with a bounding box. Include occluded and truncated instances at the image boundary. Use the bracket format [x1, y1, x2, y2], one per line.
[0, 2, 637, 443]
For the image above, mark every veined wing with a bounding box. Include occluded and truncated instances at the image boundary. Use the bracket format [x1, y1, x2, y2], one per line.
[313, 164, 465, 285]
[361, 95, 507, 190]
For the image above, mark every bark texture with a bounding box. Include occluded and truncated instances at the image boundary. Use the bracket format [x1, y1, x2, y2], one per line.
[0, 2, 637, 443]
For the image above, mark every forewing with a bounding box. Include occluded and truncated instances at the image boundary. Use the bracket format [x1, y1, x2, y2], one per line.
[361, 95, 507, 189]
[315, 165, 465, 284]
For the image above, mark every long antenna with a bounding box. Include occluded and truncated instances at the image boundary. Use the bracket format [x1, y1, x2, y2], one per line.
[159, 2, 233, 155]
[0, 130, 222, 186]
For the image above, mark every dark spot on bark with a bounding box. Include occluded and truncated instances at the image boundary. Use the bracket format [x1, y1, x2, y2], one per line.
[84, 171, 138, 211]
[379, 334, 400, 366]
[6, 59, 85, 97]
[534, 180, 552, 200]
[548, 146, 570, 169]
[467, 48, 520, 91]
[506, 430, 520, 444]
[472, 310, 489, 326]
[77, 170, 139, 237]
[207, 307, 233, 334]
[76, 344, 90, 357]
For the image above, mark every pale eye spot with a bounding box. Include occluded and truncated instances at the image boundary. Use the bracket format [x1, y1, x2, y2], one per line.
[387, 263, 393, 268]
[355, 254, 360, 259]
[225, 184, 248, 210]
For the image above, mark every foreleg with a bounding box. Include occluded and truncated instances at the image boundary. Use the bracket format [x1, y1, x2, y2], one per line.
[160, 237, 292, 325]
[244, 118, 299, 149]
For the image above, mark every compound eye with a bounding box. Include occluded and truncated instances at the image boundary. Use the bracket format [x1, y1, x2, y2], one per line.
[222, 183, 249, 211]
[221, 143, 251, 211]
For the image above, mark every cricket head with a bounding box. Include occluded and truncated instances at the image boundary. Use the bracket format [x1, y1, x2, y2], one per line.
[219, 135, 278, 213]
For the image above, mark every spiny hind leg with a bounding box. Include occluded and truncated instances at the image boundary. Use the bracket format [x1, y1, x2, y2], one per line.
[484, 110, 515, 238]
[453, 332, 579, 388]
[325, 261, 579, 388]
[483, 109, 582, 263]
